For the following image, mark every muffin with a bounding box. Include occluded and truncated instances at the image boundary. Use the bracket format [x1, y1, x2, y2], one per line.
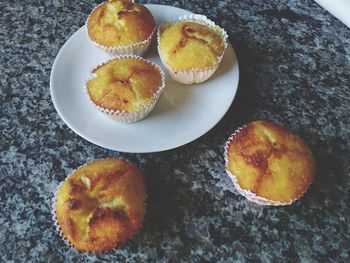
[224, 120, 315, 205]
[85, 55, 165, 123]
[157, 14, 227, 84]
[53, 158, 147, 252]
[87, 0, 156, 56]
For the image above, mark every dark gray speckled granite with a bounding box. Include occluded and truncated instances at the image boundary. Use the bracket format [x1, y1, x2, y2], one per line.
[1, 0, 349, 262]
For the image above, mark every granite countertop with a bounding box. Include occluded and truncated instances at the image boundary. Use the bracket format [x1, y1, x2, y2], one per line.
[1, 0, 349, 262]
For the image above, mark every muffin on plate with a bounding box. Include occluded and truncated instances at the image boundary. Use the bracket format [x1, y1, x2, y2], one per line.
[53, 158, 147, 252]
[87, 0, 156, 56]
[224, 120, 315, 205]
[85, 55, 165, 123]
[157, 14, 227, 84]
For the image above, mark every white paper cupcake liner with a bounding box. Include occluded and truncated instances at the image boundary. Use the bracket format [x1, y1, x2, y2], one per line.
[52, 157, 147, 253]
[86, 0, 155, 56]
[85, 55, 165, 123]
[224, 125, 311, 206]
[157, 14, 228, 84]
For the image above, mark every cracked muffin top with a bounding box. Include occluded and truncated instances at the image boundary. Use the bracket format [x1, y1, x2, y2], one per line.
[87, 0, 155, 47]
[54, 158, 146, 252]
[86, 57, 163, 112]
[158, 21, 225, 71]
[226, 120, 315, 203]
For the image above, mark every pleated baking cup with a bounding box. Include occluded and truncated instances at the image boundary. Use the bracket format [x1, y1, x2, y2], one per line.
[86, 1, 155, 56]
[223, 125, 312, 206]
[157, 14, 228, 84]
[85, 55, 165, 123]
[51, 158, 147, 253]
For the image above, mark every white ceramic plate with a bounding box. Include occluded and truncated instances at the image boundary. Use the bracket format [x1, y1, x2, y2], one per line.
[50, 4, 239, 153]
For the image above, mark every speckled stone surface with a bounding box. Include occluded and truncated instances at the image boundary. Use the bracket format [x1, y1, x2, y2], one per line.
[1, 0, 349, 262]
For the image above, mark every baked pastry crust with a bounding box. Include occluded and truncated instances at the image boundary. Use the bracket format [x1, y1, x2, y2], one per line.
[226, 121, 315, 203]
[159, 21, 225, 71]
[86, 57, 162, 112]
[55, 158, 146, 252]
[87, 0, 155, 47]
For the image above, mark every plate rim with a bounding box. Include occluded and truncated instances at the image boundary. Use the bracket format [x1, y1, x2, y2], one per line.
[50, 4, 239, 153]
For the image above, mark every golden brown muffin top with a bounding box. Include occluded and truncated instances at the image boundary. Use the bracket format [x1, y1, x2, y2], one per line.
[86, 57, 163, 112]
[226, 120, 315, 203]
[87, 0, 155, 47]
[55, 158, 146, 252]
[159, 21, 225, 71]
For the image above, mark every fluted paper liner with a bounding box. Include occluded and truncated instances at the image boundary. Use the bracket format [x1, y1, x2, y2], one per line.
[84, 55, 165, 123]
[86, 0, 155, 56]
[157, 14, 228, 84]
[51, 158, 147, 253]
[224, 126, 311, 206]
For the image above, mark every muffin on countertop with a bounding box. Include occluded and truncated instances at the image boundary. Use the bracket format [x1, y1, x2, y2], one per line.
[225, 120, 315, 205]
[86, 56, 165, 123]
[158, 15, 227, 84]
[53, 158, 147, 252]
[87, 0, 156, 55]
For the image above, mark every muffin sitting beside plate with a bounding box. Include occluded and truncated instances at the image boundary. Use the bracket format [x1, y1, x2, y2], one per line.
[224, 120, 315, 205]
[53, 158, 147, 252]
